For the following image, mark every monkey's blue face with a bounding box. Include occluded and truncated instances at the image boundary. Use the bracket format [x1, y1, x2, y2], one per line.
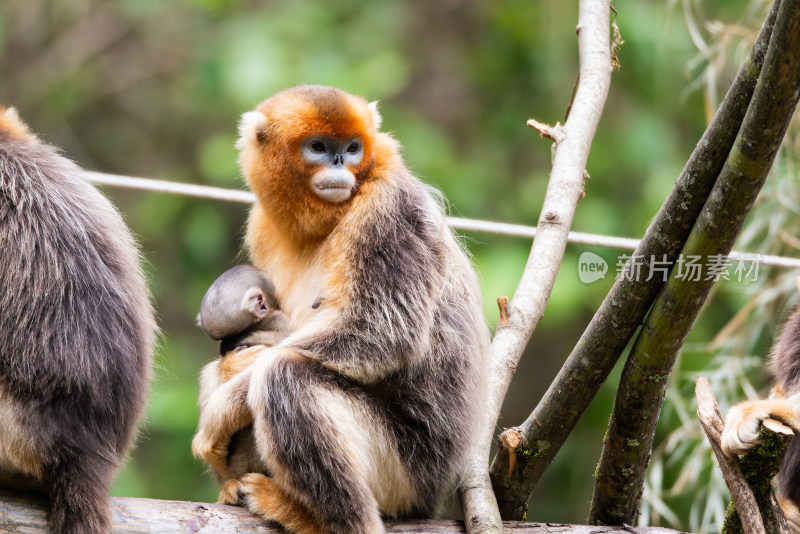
[301, 135, 364, 204]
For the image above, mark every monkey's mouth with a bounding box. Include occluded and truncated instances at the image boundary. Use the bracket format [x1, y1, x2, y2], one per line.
[315, 182, 350, 191]
[312, 173, 355, 203]
[315, 184, 352, 203]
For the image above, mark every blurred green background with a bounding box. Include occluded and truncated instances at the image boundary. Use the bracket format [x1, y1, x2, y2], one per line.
[1, 0, 795, 530]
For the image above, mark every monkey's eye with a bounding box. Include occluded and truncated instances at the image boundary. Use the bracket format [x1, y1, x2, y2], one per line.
[310, 141, 326, 153]
[345, 142, 360, 154]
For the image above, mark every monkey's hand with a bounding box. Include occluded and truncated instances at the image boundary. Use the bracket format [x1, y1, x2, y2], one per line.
[193, 355, 258, 476]
[721, 398, 800, 456]
[192, 432, 230, 478]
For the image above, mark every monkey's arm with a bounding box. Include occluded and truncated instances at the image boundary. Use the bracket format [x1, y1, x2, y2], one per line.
[192, 353, 257, 477]
[218, 347, 263, 383]
[197, 360, 223, 409]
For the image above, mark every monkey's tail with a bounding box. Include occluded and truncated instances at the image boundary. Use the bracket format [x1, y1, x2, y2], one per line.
[44, 452, 115, 534]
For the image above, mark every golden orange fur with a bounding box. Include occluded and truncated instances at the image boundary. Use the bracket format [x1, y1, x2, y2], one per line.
[0, 107, 34, 141]
[238, 473, 326, 534]
[240, 89, 398, 328]
[218, 348, 261, 383]
[240, 90, 379, 244]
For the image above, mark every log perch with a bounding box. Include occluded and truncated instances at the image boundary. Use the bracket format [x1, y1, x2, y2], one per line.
[0, 490, 689, 533]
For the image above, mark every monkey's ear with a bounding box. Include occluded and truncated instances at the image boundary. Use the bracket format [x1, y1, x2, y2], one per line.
[368, 101, 382, 131]
[236, 111, 268, 150]
[242, 287, 269, 319]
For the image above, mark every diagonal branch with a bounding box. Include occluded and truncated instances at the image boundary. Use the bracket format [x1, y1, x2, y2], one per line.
[457, 1, 612, 532]
[695, 377, 792, 534]
[695, 377, 767, 534]
[589, 0, 800, 524]
[489, 0, 783, 520]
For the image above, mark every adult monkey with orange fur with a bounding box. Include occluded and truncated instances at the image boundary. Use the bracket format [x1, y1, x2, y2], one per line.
[722, 279, 800, 532]
[0, 107, 155, 534]
[192, 85, 489, 534]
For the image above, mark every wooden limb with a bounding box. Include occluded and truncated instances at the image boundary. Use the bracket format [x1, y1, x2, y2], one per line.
[723, 417, 793, 534]
[696, 377, 767, 534]
[695, 377, 792, 534]
[589, 0, 800, 524]
[0, 490, 689, 534]
[490, 0, 783, 521]
[457, 1, 613, 532]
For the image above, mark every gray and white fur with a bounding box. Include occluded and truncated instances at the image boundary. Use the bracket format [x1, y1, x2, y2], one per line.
[0, 107, 155, 534]
[198, 264, 292, 355]
[771, 306, 800, 527]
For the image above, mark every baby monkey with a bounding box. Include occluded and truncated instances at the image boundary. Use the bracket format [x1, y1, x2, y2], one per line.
[197, 265, 291, 503]
[199, 264, 292, 354]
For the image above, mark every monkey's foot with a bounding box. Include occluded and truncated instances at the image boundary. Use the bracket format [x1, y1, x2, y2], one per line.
[237, 473, 325, 534]
[218, 478, 242, 505]
[721, 398, 800, 456]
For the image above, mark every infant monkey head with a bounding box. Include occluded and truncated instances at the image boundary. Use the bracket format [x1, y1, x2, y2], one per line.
[198, 265, 291, 353]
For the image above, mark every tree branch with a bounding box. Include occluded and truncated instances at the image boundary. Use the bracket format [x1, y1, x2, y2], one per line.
[696, 378, 767, 534]
[723, 417, 793, 534]
[489, 0, 782, 520]
[457, 1, 612, 531]
[694, 377, 792, 534]
[0, 491, 689, 534]
[589, 0, 800, 524]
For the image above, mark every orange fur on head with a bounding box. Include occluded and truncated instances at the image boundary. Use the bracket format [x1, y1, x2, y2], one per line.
[0, 107, 35, 141]
[238, 86, 381, 242]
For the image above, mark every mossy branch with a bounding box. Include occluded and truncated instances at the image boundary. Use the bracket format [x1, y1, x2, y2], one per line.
[695, 377, 792, 534]
[489, 0, 783, 521]
[588, 0, 800, 524]
[722, 418, 793, 534]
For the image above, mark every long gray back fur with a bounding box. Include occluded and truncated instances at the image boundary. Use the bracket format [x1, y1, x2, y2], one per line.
[0, 124, 155, 534]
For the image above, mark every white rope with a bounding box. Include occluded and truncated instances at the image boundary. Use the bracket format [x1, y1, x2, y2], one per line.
[84, 171, 800, 270]
[85, 171, 256, 204]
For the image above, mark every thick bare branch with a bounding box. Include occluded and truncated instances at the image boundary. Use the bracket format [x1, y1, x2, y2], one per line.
[457, 1, 612, 531]
[0, 491, 688, 534]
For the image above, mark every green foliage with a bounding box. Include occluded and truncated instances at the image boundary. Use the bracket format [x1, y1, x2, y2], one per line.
[0, 0, 790, 526]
